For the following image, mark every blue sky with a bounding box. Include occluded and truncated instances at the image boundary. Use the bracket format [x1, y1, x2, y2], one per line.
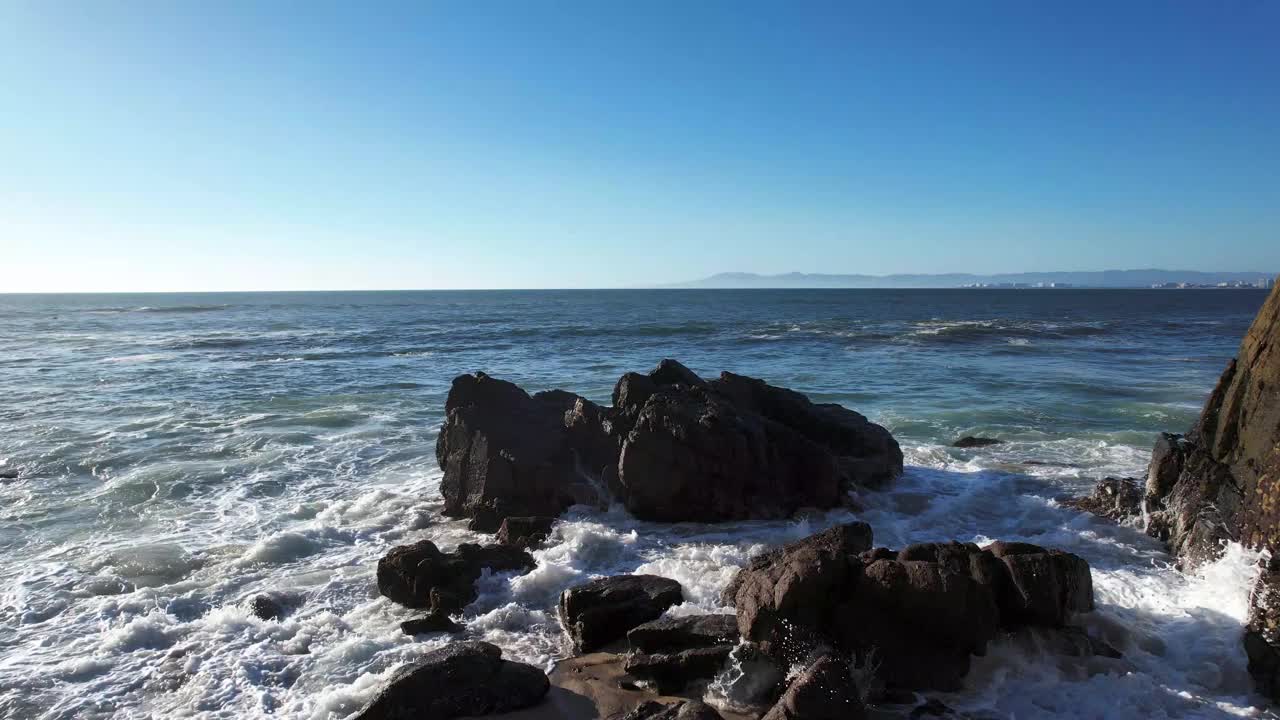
[2, 2, 1277, 291]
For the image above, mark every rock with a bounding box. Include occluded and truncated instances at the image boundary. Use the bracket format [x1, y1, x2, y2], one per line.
[1147, 432, 1190, 500]
[437, 372, 608, 532]
[402, 610, 463, 635]
[439, 361, 900, 527]
[353, 641, 549, 719]
[952, 436, 1002, 448]
[627, 614, 738, 653]
[247, 594, 285, 621]
[614, 700, 725, 720]
[623, 645, 734, 693]
[760, 654, 866, 720]
[496, 516, 557, 549]
[1246, 553, 1280, 701]
[560, 575, 683, 652]
[729, 525, 1094, 691]
[377, 539, 535, 611]
[1041, 626, 1123, 659]
[0, 469, 18, 480]
[1062, 477, 1143, 521]
[728, 522, 874, 658]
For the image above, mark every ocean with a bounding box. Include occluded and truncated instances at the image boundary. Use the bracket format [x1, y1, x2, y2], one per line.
[0, 288, 1273, 719]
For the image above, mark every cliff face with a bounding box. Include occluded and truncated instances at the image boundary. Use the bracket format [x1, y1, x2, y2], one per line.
[1145, 281, 1280, 565]
[1139, 280, 1280, 699]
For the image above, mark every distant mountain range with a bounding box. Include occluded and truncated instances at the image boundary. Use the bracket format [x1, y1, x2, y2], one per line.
[666, 270, 1277, 289]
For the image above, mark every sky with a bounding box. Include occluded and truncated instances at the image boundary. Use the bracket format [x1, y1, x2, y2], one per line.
[2, 2, 1278, 292]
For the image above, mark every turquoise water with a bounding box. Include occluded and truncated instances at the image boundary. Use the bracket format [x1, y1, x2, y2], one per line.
[0, 289, 1272, 719]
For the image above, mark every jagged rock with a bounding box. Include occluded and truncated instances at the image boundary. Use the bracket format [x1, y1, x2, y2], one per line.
[760, 654, 866, 720]
[247, 594, 285, 621]
[437, 372, 608, 532]
[728, 526, 1094, 691]
[439, 361, 901, 527]
[559, 575, 683, 652]
[401, 610, 463, 635]
[623, 645, 734, 693]
[377, 539, 535, 611]
[1063, 477, 1143, 521]
[496, 516, 556, 549]
[627, 614, 738, 653]
[952, 436, 1002, 448]
[614, 700, 725, 720]
[353, 641, 548, 719]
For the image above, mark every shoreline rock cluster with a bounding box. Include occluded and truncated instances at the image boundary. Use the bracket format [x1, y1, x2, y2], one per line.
[352, 361, 1110, 718]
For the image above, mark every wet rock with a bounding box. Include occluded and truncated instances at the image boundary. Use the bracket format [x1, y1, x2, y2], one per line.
[353, 641, 549, 719]
[952, 436, 1002, 448]
[729, 525, 1094, 691]
[1042, 626, 1123, 659]
[0, 469, 18, 480]
[437, 372, 608, 532]
[623, 645, 734, 693]
[627, 614, 738, 653]
[614, 700, 725, 720]
[247, 594, 285, 621]
[760, 654, 866, 720]
[377, 539, 535, 611]
[401, 610, 463, 635]
[496, 516, 557, 549]
[1063, 476, 1143, 521]
[559, 575, 683, 652]
[1246, 553, 1280, 701]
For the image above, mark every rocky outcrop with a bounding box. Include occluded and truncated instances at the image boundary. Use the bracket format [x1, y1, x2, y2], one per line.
[1062, 476, 1143, 522]
[496, 516, 557, 549]
[623, 645, 734, 694]
[760, 654, 866, 720]
[353, 641, 549, 719]
[1135, 281, 1280, 568]
[401, 610, 463, 635]
[726, 525, 1094, 691]
[621, 614, 739, 693]
[437, 361, 901, 529]
[247, 594, 285, 621]
[559, 575, 684, 652]
[377, 539, 535, 612]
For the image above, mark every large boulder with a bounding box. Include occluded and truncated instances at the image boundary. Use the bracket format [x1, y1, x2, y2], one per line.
[353, 641, 548, 719]
[436, 361, 901, 528]
[623, 645, 734, 694]
[559, 575, 684, 652]
[376, 539, 535, 612]
[726, 527, 1095, 691]
[436, 372, 611, 532]
[496, 516, 557, 549]
[623, 614, 740, 693]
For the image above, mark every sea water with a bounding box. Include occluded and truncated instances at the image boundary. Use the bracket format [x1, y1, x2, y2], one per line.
[0, 288, 1274, 719]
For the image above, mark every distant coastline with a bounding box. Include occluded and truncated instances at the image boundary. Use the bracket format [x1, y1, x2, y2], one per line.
[667, 269, 1278, 290]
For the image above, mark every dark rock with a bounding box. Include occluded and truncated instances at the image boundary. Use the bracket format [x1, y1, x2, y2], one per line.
[0, 469, 18, 480]
[1042, 626, 1123, 659]
[1062, 476, 1143, 521]
[353, 641, 548, 719]
[614, 700, 725, 720]
[627, 614, 739, 653]
[952, 436, 1003, 448]
[247, 594, 285, 621]
[436, 372, 608, 532]
[1246, 553, 1280, 701]
[624, 645, 734, 693]
[760, 654, 866, 720]
[496, 516, 557, 549]
[377, 539, 535, 611]
[401, 610, 463, 635]
[729, 525, 1094, 691]
[559, 575, 683, 652]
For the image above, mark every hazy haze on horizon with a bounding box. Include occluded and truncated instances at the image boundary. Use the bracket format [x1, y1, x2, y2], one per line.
[3, 2, 1278, 292]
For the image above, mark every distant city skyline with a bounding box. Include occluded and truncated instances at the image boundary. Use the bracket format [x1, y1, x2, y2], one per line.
[3, 3, 1278, 292]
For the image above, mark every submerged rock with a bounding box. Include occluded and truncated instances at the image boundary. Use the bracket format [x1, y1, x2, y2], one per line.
[615, 700, 725, 720]
[1063, 476, 1143, 521]
[247, 594, 286, 621]
[401, 610, 463, 635]
[353, 641, 548, 719]
[726, 526, 1094, 691]
[559, 575, 683, 652]
[952, 436, 1002, 448]
[377, 539, 535, 611]
[436, 360, 901, 527]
